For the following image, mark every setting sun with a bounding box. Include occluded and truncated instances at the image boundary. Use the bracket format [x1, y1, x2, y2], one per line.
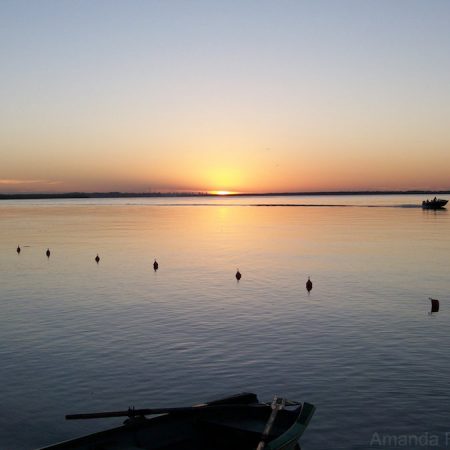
[209, 190, 236, 196]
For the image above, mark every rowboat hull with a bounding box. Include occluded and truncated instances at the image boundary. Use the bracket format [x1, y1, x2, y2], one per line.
[37, 393, 315, 450]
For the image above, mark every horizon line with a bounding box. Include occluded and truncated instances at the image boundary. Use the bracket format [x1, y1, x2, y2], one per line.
[1, 189, 450, 200]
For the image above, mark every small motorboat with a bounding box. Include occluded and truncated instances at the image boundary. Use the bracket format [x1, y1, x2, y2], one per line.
[37, 392, 315, 450]
[422, 198, 448, 209]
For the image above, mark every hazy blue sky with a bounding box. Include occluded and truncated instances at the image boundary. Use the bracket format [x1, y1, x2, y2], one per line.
[1, 1, 450, 193]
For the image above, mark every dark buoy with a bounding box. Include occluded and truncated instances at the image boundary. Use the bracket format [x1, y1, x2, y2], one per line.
[95, 254, 100, 263]
[46, 248, 51, 258]
[153, 259, 158, 271]
[236, 269, 241, 281]
[306, 276, 313, 293]
[17, 245, 21, 254]
[429, 297, 439, 313]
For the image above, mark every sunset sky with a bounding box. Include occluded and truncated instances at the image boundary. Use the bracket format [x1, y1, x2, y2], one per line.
[1, 1, 450, 193]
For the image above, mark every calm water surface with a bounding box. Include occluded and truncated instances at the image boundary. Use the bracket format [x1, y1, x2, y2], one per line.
[1, 195, 449, 449]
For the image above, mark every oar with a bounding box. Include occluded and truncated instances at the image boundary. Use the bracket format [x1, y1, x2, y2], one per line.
[256, 396, 286, 450]
[66, 403, 265, 420]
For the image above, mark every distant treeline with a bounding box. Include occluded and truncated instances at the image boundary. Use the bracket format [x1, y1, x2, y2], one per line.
[1, 190, 449, 200]
[0, 192, 209, 200]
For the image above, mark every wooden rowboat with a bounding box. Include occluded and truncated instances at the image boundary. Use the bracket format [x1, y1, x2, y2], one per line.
[38, 392, 315, 450]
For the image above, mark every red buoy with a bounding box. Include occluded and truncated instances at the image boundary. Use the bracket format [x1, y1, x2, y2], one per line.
[306, 277, 312, 292]
[430, 297, 439, 313]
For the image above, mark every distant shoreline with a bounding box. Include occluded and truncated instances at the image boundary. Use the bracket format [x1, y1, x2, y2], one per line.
[1, 190, 449, 200]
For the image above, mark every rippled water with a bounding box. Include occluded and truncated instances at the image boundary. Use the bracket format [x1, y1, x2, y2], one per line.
[1, 195, 450, 449]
